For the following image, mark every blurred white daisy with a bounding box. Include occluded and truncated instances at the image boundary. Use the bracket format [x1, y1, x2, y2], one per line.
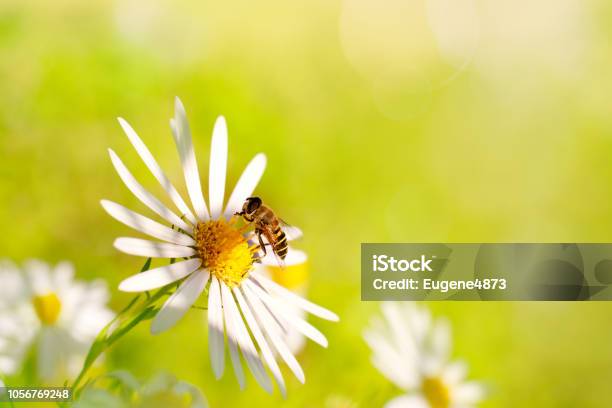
[0, 260, 113, 381]
[75, 371, 208, 408]
[364, 302, 484, 408]
[0, 260, 37, 376]
[102, 97, 339, 396]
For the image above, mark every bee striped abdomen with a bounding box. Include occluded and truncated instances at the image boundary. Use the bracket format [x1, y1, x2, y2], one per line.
[273, 227, 288, 259]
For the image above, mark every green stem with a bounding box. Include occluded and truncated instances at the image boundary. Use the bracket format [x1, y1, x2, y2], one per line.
[70, 259, 173, 399]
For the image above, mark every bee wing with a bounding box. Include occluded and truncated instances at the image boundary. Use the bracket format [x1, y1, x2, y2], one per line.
[272, 251, 286, 270]
[258, 240, 286, 270]
[258, 227, 287, 270]
[279, 218, 303, 241]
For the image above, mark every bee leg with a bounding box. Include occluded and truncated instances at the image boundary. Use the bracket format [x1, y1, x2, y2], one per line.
[256, 232, 267, 256]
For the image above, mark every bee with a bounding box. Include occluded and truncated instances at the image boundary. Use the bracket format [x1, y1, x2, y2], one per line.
[236, 196, 300, 265]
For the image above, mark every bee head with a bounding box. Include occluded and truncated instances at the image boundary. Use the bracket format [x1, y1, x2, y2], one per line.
[242, 196, 262, 216]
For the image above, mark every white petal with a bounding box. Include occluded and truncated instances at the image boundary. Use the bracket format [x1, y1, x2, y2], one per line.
[108, 149, 191, 231]
[24, 259, 53, 295]
[221, 283, 273, 392]
[432, 317, 452, 364]
[384, 394, 429, 408]
[223, 284, 272, 393]
[453, 381, 486, 405]
[150, 269, 209, 334]
[52, 262, 74, 292]
[171, 97, 209, 221]
[209, 116, 227, 220]
[381, 303, 421, 366]
[117, 117, 197, 224]
[114, 237, 196, 258]
[208, 277, 225, 379]
[223, 153, 266, 218]
[118, 259, 202, 292]
[442, 361, 467, 386]
[220, 284, 245, 389]
[408, 303, 432, 345]
[241, 284, 305, 383]
[251, 273, 339, 321]
[260, 247, 308, 267]
[37, 328, 62, 380]
[364, 329, 418, 390]
[246, 279, 328, 347]
[101, 200, 195, 246]
[233, 287, 286, 397]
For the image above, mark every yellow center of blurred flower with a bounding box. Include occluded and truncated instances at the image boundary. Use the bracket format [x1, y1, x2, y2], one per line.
[193, 219, 255, 287]
[422, 377, 450, 408]
[268, 262, 309, 289]
[32, 293, 62, 325]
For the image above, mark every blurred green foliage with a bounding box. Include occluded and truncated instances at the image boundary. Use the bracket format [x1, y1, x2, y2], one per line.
[2, 0, 612, 406]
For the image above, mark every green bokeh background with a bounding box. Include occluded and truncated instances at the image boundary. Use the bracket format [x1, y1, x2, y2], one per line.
[2, 0, 612, 406]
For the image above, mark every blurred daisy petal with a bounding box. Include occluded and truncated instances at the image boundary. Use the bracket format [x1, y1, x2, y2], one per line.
[453, 381, 486, 405]
[384, 395, 429, 408]
[432, 317, 452, 364]
[442, 361, 468, 385]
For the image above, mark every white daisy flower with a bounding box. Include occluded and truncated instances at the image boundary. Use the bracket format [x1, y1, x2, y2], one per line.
[0, 260, 114, 381]
[0, 261, 37, 376]
[364, 302, 484, 408]
[102, 97, 339, 396]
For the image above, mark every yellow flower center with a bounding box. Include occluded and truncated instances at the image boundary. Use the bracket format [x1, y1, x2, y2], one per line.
[422, 377, 450, 408]
[32, 293, 62, 325]
[193, 219, 256, 287]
